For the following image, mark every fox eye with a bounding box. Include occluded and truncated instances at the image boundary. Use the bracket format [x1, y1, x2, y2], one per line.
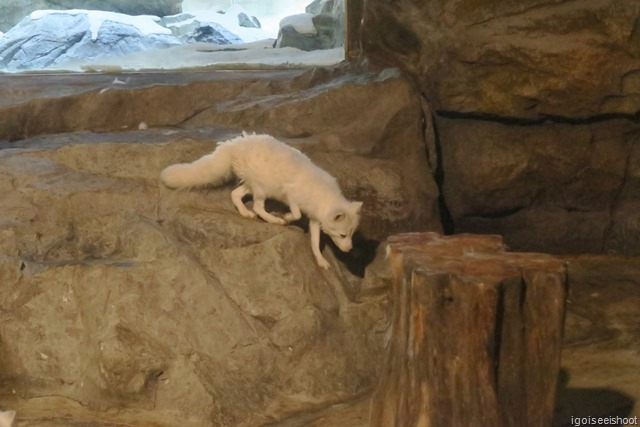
[340, 233, 347, 238]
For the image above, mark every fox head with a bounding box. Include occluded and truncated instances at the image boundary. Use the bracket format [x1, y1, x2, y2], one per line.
[321, 201, 363, 252]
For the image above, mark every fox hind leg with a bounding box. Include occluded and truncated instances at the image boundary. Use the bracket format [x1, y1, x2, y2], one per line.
[231, 184, 256, 219]
[253, 196, 287, 225]
[283, 200, 302, 223]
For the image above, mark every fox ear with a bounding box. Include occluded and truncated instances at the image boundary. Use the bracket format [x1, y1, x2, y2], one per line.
[351, 201, 363, 214]
[332, 211, 345, 222]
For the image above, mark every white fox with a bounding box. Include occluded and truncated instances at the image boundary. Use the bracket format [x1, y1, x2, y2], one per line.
[160, 133, 362, 269]
[0, 410, 15, 427]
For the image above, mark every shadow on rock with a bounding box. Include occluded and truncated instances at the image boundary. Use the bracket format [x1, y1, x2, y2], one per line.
[554, 369, 636, 426]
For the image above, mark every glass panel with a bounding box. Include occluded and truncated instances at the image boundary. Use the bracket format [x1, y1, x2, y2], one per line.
[0, 0, 345, 73]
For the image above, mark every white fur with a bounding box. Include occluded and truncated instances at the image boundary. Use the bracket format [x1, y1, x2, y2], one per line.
[0, 410, 15, 427]
[161, 133, 362, 269]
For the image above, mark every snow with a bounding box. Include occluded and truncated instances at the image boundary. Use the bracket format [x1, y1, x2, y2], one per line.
[279, 13, 317, 35]
[3, 5, 344, 72]
[165, 5, 270, 43]
[22, 6, 313, 46]
[29, 9, 171, 41]
[52, 39, 344, 72]
[182, 1, 305, 38]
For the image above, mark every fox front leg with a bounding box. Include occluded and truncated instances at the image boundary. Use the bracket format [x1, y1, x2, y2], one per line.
[309, 219, 330, 270]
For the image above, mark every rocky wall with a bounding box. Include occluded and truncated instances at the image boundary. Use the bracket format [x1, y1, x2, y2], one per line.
[0, 68, 441, 239]
[361, 0, 640, 255]
[0, 68, 441, 425]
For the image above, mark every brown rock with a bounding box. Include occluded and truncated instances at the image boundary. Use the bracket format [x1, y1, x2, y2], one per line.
[361, 0, 640, 119]
[0, 130, 390, 425]
[437, 117, 640, 254]
[347, 0, 640, 256]
[0, 69, 442, 239]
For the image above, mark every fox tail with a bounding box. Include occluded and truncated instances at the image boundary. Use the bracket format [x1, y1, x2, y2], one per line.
[160, 143, 234, 189]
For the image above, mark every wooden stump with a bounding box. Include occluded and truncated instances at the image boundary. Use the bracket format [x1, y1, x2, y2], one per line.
[370, 232, 567, 427]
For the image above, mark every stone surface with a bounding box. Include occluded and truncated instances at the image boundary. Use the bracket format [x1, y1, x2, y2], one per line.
[276, 25, 319, 51]
[267, 253, 640, 427]
[0, 7, 263, 71]
[0, 0, 183, 32]
[161, 10, 256, 44]
[276, 13, 342, 51]
[1, 1, 639, 423]
[0, 10, 181, 72]
[185, 23, 242, 44]
[307, 0, 344, 17]
[556, 255, 640, 424]
[0, 129, 391, 426]
[361, 0, 640, 119]
[238, 12, 260, 29]
[437, 117, 640, 254]
[0, 68, 442, 424]
[356, 0, 640, 256]
[0, 69, 442, 239]
[306, 0, 344, 46]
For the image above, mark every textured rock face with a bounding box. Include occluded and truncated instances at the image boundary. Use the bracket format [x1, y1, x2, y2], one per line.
[306, 0, 345, 47]
[237, 12, 260, 29]
[0, 11, 181, 71]
[362, 0, 640, 118]
[0, 69, 441, 239]
[361, 0, 640, 254]
[185, 22, 243, 44]
[276, 12, 343, 51]
[0, 68, 439, 424]
[0, 0, 183, 32]
[160, 11, 254, 43]
[438, 118, 640, 254]
[0, 131, 389, 425]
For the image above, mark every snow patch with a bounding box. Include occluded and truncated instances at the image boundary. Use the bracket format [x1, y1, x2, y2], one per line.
[30, 9, 171, 41]
[166, 5, 269, 43]
[279, 13, 317, 35]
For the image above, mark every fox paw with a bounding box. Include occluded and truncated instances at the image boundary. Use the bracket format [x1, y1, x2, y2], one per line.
[263, 216, 287, 225]
[283, 213, 301, 223]
[240, 211, 257, 220]
[316, 257, 331, 270]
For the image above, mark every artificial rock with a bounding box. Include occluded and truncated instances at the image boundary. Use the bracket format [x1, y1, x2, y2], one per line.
[0, 11, 181, 72]
[0, 0, 183, 32]
[359, 0, 640, 255]
[0, 131, 389, 425]
[361, 0, 640, 118]
[276, 13, 343, 51]
[0, 68, 439, 425]
[2, 0, 640, 424]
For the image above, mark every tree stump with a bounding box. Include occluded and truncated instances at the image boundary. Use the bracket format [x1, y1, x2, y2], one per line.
[370, 232, 567, 427]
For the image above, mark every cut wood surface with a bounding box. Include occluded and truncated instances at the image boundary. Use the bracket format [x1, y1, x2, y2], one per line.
[371, 232, 567, 427]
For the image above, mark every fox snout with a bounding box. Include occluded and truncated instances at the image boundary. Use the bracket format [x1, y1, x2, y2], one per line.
[334, 239, 353, 252]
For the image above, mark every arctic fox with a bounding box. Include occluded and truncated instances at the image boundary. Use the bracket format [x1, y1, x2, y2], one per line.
[160, 133, 362, 269]
[0, 410, 15, 427]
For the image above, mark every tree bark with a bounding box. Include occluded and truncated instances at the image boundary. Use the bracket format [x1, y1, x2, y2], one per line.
[370, 232, 567, 427]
